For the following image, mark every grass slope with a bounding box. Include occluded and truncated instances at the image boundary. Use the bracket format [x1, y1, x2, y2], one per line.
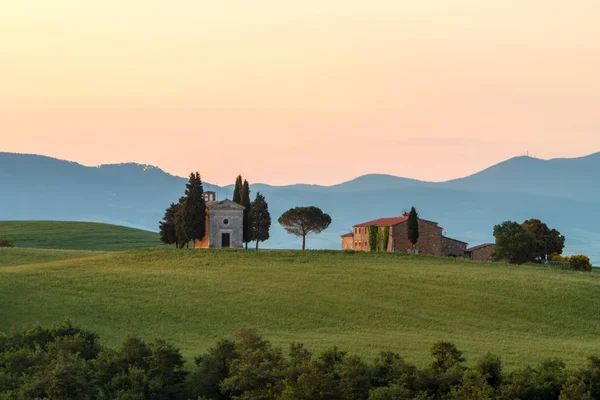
[0, 248, 103, 267]
[1, 249, 599, 369]
[0, 221, 169, 251]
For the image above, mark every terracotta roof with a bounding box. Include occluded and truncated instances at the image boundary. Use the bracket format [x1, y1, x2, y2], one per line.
[466, 243, 495, 252]
[442, 236, 469, 245]
[354, 216, 408, 227]
[354, 216, 439, 228]
[341, 232, 354, 237]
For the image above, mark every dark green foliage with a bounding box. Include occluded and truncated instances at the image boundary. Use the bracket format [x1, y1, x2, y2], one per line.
[368, 385, 411, 400]
[188, 339, 237, 400]
[493, 221, 537, 264]
[382, 226, 390, 252]
[278, 206, 332, 250]
[2, 322, 599, 400]
[183, 172, 206, 246]
[584, 356, 600, 399]
[159, 203, 178, 247]
[475, 352, 503, 387]
[233, 175, 243, 205]
[431, 341, 466, 374]
[569, 255, 593, 272]
[0, 237, 14, 248]
[174, 197, 187, 248]
[407, 207, 419, 251]
[241, 180, 252, 247]
[368, 225, 379, 252]
[500, 359, 566, 400]
[522, 219, 566, 261]
[249, 192, 271, 250]
[220, 328, 286, 399]
[0, 322, 186, 400]
[451, 370, 495, 400]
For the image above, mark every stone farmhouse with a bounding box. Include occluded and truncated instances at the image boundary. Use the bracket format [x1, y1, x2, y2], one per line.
[341, 215, 494, 260]
[465, 243, 496, 261]
[193, 191, 245, 249]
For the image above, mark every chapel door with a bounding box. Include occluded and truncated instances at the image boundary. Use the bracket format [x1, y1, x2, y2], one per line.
[221, 233, 231, 248]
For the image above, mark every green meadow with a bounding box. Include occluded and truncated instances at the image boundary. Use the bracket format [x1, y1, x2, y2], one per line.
[0, 220, 169, 251]
[1, 248, 599, 369]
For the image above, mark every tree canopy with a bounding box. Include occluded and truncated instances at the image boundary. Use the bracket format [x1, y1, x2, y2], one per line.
[4, 321, 600, 400]
[493, 221, 537, 264]
[521, 219, 565, 261]
[241, 179, 252, 247]
[232, 175, 243, 205]
[159, 203, 178, 247]
[183, 172, 207, 247]
[249, 192, 271, 250]
[278, 206, 332, 250]
[174, 196, 188, 248]
[407, 207, 419, 251]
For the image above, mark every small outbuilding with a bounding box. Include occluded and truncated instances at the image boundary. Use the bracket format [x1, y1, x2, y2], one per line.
[465, 244, 495, 262]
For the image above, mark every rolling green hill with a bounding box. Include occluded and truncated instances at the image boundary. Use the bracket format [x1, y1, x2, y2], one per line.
[1, 249, 599, 369]
[0, 247, 104, 267]
[0, 221, 169, 251]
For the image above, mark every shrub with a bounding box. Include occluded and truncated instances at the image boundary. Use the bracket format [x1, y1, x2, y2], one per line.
[0, 237, 14, 248]
[569, 255, 592, 272]
[369, 225, 379, 252]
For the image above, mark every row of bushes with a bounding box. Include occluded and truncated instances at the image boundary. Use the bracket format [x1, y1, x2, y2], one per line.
[549, 253, 594, 272]
[1, 321, 599, 399]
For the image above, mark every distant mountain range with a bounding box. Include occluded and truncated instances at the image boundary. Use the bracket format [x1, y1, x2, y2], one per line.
[1, 152, 599, 263]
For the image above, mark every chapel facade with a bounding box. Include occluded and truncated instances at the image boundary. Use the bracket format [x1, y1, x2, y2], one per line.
[193, 191, 245, 249]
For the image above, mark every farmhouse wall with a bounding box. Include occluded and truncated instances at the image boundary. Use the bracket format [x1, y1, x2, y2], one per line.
[441, 236, 468, 257]
[341, 235, 354, 250]
[391, 221, 442, 256]
[468, 244, 495, 262]
[352, 226, 370, 251]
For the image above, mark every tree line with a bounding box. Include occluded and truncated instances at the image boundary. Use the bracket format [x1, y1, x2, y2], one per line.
[493, 219, 593, 271]
[158, 173, 272, 250]
[159, 172, 334, 251]
[1, 321, 599, 400]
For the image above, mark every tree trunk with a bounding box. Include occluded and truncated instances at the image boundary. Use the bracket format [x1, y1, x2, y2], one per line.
[302, 234, 306, 250]
[256, 240, 259, 251]
[245, 242, 248, 249]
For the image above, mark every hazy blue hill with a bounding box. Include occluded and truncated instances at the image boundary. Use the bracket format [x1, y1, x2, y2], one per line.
[1, 152, 599, 262]
[442, 153, 600, 202]
[328, 173, 426, 192]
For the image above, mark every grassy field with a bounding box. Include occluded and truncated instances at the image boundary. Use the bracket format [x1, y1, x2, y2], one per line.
[0, 247, 104, 267]
[1, 249, 599, 369]
[0, 220, 169, 251]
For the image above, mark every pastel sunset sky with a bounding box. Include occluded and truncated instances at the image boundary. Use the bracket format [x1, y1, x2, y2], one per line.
[1, 0, 599, 185]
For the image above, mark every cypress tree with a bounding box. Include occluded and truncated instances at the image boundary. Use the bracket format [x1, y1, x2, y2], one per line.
[233, 175, 243, 205]
[407, 206, 419, 253]
[249, 192, 271, 250]
[183, 172, 206, 248]
[174, 197, 188, 248]
[159, 203, 178, 248]
[241, 179, 252, 248]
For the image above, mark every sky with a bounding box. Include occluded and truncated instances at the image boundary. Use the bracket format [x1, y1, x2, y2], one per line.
[1, 0, 599, 185]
